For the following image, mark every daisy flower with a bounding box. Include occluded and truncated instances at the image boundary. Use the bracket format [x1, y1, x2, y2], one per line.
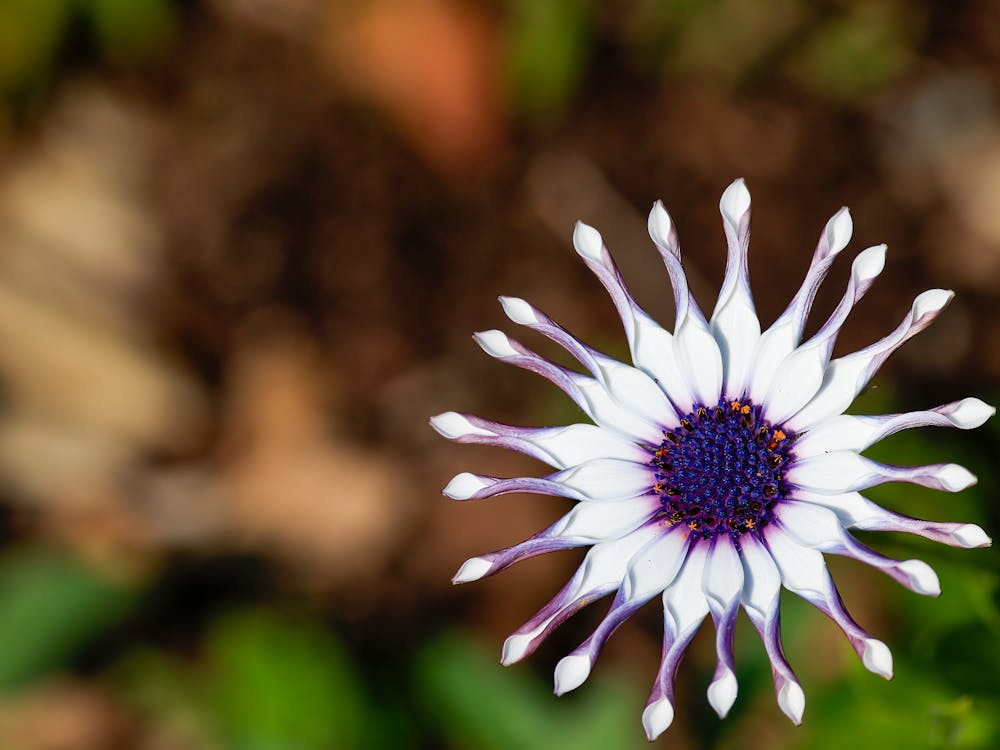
[430, 180, 993, 740]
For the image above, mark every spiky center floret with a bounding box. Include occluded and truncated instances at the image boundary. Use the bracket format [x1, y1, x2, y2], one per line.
[651, 399, 794, 540]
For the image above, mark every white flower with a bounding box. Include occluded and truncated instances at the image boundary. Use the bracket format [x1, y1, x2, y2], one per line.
[430, 180, 994, 741]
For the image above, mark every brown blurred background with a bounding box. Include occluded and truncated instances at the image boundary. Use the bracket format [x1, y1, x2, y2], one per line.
[0, 1, 997, 748]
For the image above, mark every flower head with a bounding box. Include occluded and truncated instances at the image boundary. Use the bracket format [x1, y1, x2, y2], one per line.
[431, 180, 993, 740]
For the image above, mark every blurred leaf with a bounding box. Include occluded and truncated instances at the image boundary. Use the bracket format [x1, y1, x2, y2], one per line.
[415, 632, 646, 750]
[788, 2, 917, 99]
[84, 0, 175, 63]
[504, 0, 591, 121]
[204, 610, 368, 750]
[0, 548, 135, 691]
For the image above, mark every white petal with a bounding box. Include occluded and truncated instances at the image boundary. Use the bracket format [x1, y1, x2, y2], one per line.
[712, 179, 761, 398]
[778, 682, 806, 725]
[787, 289, 954, 431]
[707, 671, 738, 719]
[739, 533, 782, 622]
[703, 535, 745, 607]
[789, 452, 977, 494]
[647, 199, 723, 409]
[663, 543, 710, 634]
[762, 245, 886, 424]
[642, 699, 674, 741]
[442, 472, 491, 499]
[794, 397, 996, 457]
[621, 528, 689, 602]
[553, 654, 591, 695]
[746, 207, 852, 402]
[452, 557, 493, 583]
[556, 458, 655, 500]
[550, 497, 659, 542]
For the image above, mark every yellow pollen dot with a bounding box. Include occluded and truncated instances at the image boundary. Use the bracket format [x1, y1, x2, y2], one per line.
[688, 521, 698, 530]
[745, 519, 755, 529]
[741, 405, 751, 415]
[653, 483, 665, 494]
[730, 400, 742, 411]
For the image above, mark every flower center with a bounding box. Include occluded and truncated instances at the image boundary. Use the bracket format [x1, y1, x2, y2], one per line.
[650, 399, 794, 540]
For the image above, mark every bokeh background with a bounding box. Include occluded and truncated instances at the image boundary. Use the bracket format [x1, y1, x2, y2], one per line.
[0, 0, 998, 748]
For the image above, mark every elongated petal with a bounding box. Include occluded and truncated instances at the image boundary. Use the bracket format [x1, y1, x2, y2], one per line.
[764, 526, 893, 678]
[647, 199, 724, 409]
[573, 222, 688, 405]
[786, 290, 954, 431]
[499, 296, 680, 427]
[473, 329, 664, 443]
[453, 497, 661, 584]
[776, 502, 940, 596]
[711, 179, 761, 399]
[430, 413, 649, 468]
[788, 451, 976, 494]
[793, 398, 996, 457]
[794, 489, 992, 548]
[502, 523, 667, 665]
[762, 245, 886, 424]
[702, 535, 743, 718]
[747, 207, 852, 402]
[443, 457, 655, 502]
[740, 534, 804, 724]
[554, 528, 689, 695]
[644, 543, 709, 741]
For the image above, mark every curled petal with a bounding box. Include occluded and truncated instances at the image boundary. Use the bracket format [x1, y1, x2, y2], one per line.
[740, 534, 804, 724]
[793, 398, 996, 457]
[554, 528, 689, 695]
[793, 489, 992, 548]
[502, 523, 666, 665]
[573, 222, 687, 405]
[788, 451, 976, 494]
[647, 200, 724, 408]
[747, 207, 852, 402]
[764, 526, 893, 679]
[429, 413, 649, 469]
[787, 289, 954, 431]
[776, 502, 940, 596]
[473, 329, 664, 443]
[762, 245, 886, 424]
[443, 458, 656, 502]
[644, 543, 709, 741]
[452, 497, 661, 584]
[712, 179, 762, 399]
[499, 297, 680, 427]
[702, 535, 743, 718]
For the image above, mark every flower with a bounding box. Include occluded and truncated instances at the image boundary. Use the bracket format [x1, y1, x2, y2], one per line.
[430, 179, 994, 740]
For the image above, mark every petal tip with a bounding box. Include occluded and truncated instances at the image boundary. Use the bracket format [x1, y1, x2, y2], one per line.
[452, 556, 492, 584]
[442, 472, 489, 499]
[553, 654, 591, 695]
[952, 524, 992, 548]
[826, 207, 853, 255]
[898, 559, 940, 596]
[913, 288, 954, 318]
[854, 244, 887, 282]
[429, 412, 471, 439]
[937, 464, 977, 492]
[499, 296, 540, 326]
[706, 671, 738, 718]
[642, 699, 674, 740]
[861, 638, 893, 679]
[573, 221, 604, 261]
[778, 681, 805, 725]
[501, 634, 533, 666]
[647, 201, 674, 248]
[947, 398, 996, 429]
[473, 329, 518, 359]
[720, 179, 751, 225]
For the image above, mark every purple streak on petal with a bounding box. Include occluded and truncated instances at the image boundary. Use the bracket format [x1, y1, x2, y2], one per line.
[762, 526, 887, 674]
[446, 473, 587, 501]
[648, 206, 708, 328]
[573, 223, 665, 356]
[774, 207, 850, 341]
[822, 532, 939, 596]
[465, 532, 591, 582]
[748, 606, 801, 722]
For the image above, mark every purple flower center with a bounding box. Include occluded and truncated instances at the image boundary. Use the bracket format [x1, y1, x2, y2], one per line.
[650, 399, 794, 540]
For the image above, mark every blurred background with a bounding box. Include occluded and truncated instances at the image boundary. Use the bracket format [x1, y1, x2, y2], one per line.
[0, 0, 997, 747]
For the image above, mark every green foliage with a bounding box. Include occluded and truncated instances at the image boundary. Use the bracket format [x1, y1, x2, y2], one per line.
[504, 0, 592, 121]
[0, 548, 135, 691]
[415, 632, 646, 750]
